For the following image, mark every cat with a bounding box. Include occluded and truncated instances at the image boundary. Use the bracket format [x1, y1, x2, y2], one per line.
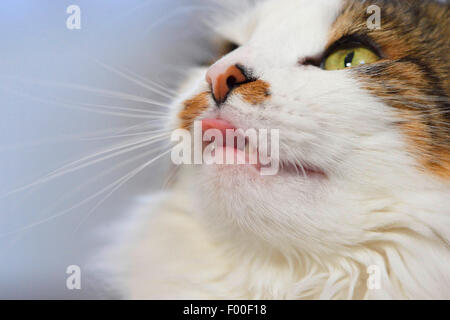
[94, 0, 450, 299]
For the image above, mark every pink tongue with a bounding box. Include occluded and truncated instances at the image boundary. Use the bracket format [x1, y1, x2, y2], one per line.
[201, 118, 260, 169]
[201, 118, 236, 136]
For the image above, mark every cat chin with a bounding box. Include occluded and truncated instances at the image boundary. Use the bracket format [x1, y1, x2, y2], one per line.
[194, 164, 337, 250]
[197, 160, 328, 196]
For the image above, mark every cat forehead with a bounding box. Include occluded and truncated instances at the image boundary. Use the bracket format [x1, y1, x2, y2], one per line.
[220, 0, 343, 56]
[218, 0, 446, 61]
[255, 0, 343, 36]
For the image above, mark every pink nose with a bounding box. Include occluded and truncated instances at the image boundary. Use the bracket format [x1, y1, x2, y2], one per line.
[206, 64, 248, 105]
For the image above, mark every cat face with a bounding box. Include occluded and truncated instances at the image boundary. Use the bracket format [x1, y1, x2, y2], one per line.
[169, 0, 449, 253]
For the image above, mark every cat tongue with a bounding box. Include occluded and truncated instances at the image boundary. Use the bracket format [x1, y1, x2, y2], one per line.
[201, 118, 261, 169]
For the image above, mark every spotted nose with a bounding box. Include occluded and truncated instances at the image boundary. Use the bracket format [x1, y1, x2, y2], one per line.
[205, 64, 249, 105]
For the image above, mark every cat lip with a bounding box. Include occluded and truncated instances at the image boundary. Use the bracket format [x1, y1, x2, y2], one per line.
[200, 118, 326, 178]
[201, 118, 260, 170]
[277, 161, 326, 178]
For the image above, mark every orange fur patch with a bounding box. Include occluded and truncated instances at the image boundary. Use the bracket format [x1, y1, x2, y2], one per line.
[358, 61, 450, 179]
[398, 112, 450, 179]
[234, 80, 271, 105]
[178, 92, 210, 129]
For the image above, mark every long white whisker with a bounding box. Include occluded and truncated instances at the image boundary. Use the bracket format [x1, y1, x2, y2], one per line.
[118, 65, 179, 97]
[92, 59, 176, 100]
[50, 131, 171, 175]
[0, 148, 172, 238]
[73, 146, 172, 232]
[25, 147, 160, 232]
[81, 128, 170, 141]
[1, 85, 170, 119]
[145, 5, 217, 34]
[71, 101, 170, 116]
[1, 76, 172, 108]
[0, 124, 153, 151]
[1, 132, 171, 198]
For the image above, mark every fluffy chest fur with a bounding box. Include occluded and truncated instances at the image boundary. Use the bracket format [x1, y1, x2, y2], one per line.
[96, 0, 450, 299]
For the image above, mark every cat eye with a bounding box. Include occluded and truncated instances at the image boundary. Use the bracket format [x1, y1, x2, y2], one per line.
[322, 46, 380, 71]
[221, 41, 240, 55]
[200, 41, 240, 67]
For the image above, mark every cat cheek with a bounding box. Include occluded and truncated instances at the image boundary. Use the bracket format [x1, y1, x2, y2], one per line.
[354, 62, 450, 180]
[398, 115, 450, 179]
[233, 80, 271, 105]
[178, 92, 211, 130]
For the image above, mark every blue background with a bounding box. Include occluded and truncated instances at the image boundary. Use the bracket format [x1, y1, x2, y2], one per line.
[0, 0, 214, 298]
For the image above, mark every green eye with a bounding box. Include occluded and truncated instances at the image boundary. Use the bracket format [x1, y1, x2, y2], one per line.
[323, 47, 380, 70]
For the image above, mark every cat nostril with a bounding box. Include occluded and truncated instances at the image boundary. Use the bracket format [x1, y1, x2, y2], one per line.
[206, 64, 248, 106]
[226, 76, 237, 89]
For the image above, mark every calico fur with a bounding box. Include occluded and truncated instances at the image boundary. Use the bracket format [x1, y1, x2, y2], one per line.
[94, 0, 450, 299]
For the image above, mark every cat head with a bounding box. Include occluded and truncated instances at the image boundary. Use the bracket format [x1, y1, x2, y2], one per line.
[168, 0, 449, 254]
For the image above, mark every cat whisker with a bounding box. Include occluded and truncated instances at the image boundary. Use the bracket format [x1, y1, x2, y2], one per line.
[1, 132, 171, 198]
[113, 120, 169, 136]
[145, 5, 219, 35]
[81, 129, 170, 141]
[0, 124, 152, 152]
[1, 76, 172, 109]
[48, 133, 170, 178]
[68, 101, 170, 116]
[73, 145, 172, 232]
[0, 147, 172, 238]
[21, 147, 161, 236]
[92, 58, 178, 100]
[1, 85, 171, 120]
[162, 164, 181, 189]
[118, 65, 179, 97]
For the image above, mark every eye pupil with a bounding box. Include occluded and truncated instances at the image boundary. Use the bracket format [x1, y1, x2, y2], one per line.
[344, 51, 355, 68]
[228, 43, 239, 52]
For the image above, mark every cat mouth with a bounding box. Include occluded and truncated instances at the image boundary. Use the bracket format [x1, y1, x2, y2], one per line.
[201, 118, 326, 178]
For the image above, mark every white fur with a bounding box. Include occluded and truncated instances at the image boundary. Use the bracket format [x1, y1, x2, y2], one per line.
[94, 0, 450, 299]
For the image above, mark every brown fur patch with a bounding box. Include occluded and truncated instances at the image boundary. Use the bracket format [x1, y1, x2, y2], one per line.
[178, 92, 210, 129]
[329, 0, 450, 179]
[234, 80, 271, 105]
[398, 112, 450, 179]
